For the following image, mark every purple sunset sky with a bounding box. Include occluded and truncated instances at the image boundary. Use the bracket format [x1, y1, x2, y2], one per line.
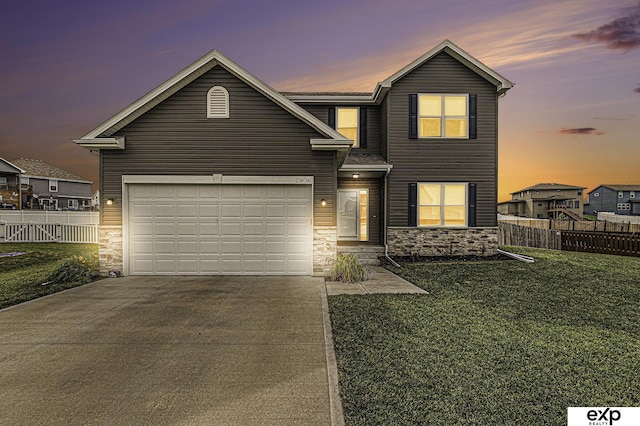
[1, 0, 639, 200]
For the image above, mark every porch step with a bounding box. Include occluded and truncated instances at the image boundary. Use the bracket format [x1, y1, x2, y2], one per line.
[337, 246, 384, 266]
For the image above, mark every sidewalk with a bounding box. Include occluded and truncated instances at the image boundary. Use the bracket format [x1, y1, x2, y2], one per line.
[325, 266, 427, 295]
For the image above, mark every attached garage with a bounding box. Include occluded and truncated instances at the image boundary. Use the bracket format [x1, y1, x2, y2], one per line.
[124, 177, 313, 275]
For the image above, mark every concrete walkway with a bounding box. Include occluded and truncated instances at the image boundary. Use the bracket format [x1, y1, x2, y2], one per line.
[325, 266, 427, 295]
[0, 276, 341, 425]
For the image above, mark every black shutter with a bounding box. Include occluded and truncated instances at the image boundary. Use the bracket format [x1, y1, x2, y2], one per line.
[409, 183, 418, 226]
[328, 107, 336, 129]
[359, 107, 367, 148]
[468, 183, 477, 227]
[469, 94, 477, 139]
[409, 94, 418, 139]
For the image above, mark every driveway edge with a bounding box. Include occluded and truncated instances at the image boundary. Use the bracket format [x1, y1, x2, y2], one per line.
[321, 283, 345, 426]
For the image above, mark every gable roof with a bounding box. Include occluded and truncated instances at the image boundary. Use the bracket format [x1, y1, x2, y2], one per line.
[10, 158, 92, 183]
[75, 50, 348, 146]
[589, 184, 640, 193]
[511, 183, 586, 194]
[285, 39, 514, 104]
[0, 157, 25, 174]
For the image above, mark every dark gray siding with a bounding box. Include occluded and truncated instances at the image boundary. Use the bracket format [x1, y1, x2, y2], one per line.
[299, 105, 381, 155]
[338, 178, 382, 245]
[101, 66, 336, 226]
[387, 51, 499, 227]
[380, 97, 388, 161]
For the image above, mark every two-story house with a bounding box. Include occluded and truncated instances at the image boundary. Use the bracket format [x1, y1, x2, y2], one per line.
[585, 185, 640, 216]
[498, 183, 585, 220]
[10, 158, 93, 210]
[74, 40, 513, 276]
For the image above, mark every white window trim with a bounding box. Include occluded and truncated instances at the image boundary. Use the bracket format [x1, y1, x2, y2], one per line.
[630, 191, 635, 199]
[418, 93, 469, 139]
[336, 107, 359, 148]
[418, 182, 468, 228]
[49, 179, 58, 192]
[68, 199, 78, 208]
[207, 86, 229, 118]
[618, 191, 624, 198]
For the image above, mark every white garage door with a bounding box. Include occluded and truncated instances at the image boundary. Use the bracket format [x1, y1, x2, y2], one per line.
[127, 184, 312, 275]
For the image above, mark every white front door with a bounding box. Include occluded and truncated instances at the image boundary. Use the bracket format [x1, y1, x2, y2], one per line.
[337, 189, 368, 241]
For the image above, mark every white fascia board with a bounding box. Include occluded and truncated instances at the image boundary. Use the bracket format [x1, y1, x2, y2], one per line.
[122, 175, 314, 185]
[73, 137, 125, 150]
[23, 175, 93, 184]
[340, 164, 393, 172]
[379, 40, 514, 95]
[310, 138, 353, 150]
[286, 94, 376, 105]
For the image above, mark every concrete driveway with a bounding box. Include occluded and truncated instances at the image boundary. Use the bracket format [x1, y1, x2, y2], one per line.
[0, 276, 341, 425]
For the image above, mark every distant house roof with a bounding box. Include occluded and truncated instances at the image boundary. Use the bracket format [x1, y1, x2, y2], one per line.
[10, 158, 92, 183]
[589, 184, 640, 193]
[511, 183, 586, 194]
[0, 157, 25, 174]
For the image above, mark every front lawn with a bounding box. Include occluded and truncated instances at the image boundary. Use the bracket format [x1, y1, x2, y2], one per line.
[329, 247, 640, 425]
[0, 243, 98, 309]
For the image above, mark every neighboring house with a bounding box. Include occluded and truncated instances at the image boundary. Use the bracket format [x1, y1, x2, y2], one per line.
[498, 183, 585, 220]
[92, 190, 100, 210]
[585, 185, 640, 216]
[75, 39, 513, 276]
[10, 158, 93, 210]
[0, 158, 26, 209]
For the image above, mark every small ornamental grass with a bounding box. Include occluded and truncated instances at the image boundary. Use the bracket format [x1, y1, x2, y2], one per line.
[330, 252, 369, 283]
[47, 254, 99, 285]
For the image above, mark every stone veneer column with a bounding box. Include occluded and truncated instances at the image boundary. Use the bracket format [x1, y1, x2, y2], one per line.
[313, 226, 337, 276]
[98, 226, 123, 276]
[387, 227, 498, 257]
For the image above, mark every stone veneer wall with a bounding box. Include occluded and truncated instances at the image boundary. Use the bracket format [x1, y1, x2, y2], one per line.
[98, 226, 123, 276]
[387, 227, 498, 257]
[313, 226, 337, 276]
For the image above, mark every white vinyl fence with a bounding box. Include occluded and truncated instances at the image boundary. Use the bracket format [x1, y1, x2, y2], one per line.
[0, 222, 98, 243]
[0, 211, 98, 225]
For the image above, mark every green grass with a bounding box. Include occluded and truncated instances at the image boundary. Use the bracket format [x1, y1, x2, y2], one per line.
[0, 243, 98, 309]
[329, 247, 640, 425]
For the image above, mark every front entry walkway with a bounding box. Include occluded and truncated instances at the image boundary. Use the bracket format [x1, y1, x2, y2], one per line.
[0, 276, 340, 425]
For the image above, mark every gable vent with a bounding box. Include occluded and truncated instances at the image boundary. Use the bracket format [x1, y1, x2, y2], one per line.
[207, 86, 229, 118]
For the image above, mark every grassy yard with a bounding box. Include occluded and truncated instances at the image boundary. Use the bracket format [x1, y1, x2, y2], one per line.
[329, 247, 640, 425]
[0, 243, 98, 309]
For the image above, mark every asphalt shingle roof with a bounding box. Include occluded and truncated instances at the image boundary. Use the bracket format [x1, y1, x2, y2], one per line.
[11, 158, 91, 183]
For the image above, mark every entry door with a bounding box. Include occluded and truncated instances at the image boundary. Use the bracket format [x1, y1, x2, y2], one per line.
[337, 189, 368, 241]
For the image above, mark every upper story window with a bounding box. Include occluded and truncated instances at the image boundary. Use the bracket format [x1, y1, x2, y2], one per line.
[21, 177, 29, 184]
[630, 191, 635, 199]
[336, 107, 359, 148]
[593, 192, 599, 197]
[618, 191, 624, 198]
[418, 183, 467, 227]
[49, 179, 58, 192]
[207, 86, 229, 118]
[418, 94, 468, 138]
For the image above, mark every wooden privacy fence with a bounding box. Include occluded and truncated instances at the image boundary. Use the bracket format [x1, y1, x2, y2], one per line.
[498, 215, 640, 233]
[498, 223, 561, 250]
[562, 231, 640, 257]
[0, 222, 98, 244]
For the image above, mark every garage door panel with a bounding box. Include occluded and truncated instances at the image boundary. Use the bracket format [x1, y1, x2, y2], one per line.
[128, 183, 311, 275]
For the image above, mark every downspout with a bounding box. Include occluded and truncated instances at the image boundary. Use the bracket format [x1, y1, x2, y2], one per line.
[383, 168, 401, 268]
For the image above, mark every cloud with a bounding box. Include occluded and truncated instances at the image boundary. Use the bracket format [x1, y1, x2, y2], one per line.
[635, 86, 640, 93]
[573, 2, 640, 51]
[559, 127, 605, 135]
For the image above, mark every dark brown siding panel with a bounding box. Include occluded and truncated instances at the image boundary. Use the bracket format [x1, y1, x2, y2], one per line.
[387, 51, 499, 227]
[338, 178, 382, 245]
[102, 66, 336, 226]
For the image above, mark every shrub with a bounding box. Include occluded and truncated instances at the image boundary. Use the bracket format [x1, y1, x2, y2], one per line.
[47, 254, 99, 285]
[330, 252, 369, 283]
